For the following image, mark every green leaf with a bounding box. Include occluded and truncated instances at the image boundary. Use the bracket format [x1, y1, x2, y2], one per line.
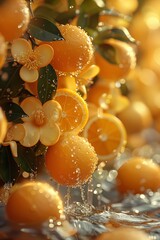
[94, 26, 136, 44]
[34, 3, 76, 25]
[28, 17, 64, 41]
[1, 102, 27, 122]
[34, 5, 58, 23]
[80, 0, 105, 15]
[18, 89, 34, 103]
[55, 9, 76, 24]
[96, 44, 118, 64]
[32, 142, 47, 157]
[38, 64, 57, 104]
[77, 12, 99, 29]
[0, 62, 24, 101]
[14, 144, 36, 173]
[0, 146, 20, 183]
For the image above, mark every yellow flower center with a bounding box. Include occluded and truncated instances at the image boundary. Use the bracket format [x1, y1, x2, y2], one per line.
[33, 109, 46, 126]
[24, 52, 39, 70]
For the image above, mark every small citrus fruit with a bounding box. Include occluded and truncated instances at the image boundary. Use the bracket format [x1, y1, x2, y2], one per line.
[83, 113, 127, 161]
[0, 0, 30, 41]
[54, 88, 89, 134]
[6, 181, 63, 225]
[87, 83, 110, 107]
[117, 157, 160, 194]
[48, 24, 93, 75]
[95, 39, 136, 81]
[117, 100, 153, 134]
[96, 227, 150, 240]
[45, 135, 98, 186]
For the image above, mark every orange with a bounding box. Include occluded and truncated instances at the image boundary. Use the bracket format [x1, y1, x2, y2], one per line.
[96, 227, 150, 240]
[48, 24, 93, 75]
[54, 88, 88, 134]
[95, 39, 136, 82]
[117, 100, 153, 134]
[0, 33, 6, 68]
[0, 0, 30, 42]
[45, 135, 98, 186]
[116, 157, 160, 194]
[83, 113, 127, 161]
[6, 181, 63, 225]
[87, 82, 110, 107]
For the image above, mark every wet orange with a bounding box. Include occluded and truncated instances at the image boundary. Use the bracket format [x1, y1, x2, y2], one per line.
[83, 113, 127, 161]
[96, 227, 150, 240]
[95, 39, 136, 82]
[117, 100, 153, 134]
[0, 0, 30, 42]
[48, 24, 93, 75]
[54, 88, 89, 134]
[45, 135, 98, 186]
[87, 83, 110, 107]
[117, 157, 160, 194]
[6, 181, 63, 225]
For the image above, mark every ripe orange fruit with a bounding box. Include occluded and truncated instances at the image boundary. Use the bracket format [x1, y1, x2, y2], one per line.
[117, 100, 153, 134]
[6, 181, 63, 225]
[0, 0, 30, 42]
[116, 157, 160, 194]
[45, 135, 98, 186]
[83, 113, 127, 161]
[95, 39, 136, 82]
[96, 227, 150, 240]
[0, 33, 6, 68]
[48, 24, 93, 75]
[87, 82, 110, 107]
[54, 88, 89, 134]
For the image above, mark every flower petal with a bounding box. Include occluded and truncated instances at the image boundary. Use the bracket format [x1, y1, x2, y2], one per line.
[20, 122, 40, 147]
[40, 122, 60, 146]
[7, 124, 25, 141]
[35, 44, 54, 68]
[11, 38, 32, 64]
[21, 97, 42, 118]
[79, 64, 100, 80]
[43, 100, 62, 122]
[20, 66, 39, 83]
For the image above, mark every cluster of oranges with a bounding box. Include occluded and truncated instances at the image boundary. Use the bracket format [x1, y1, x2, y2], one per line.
[0, 2, 160, 238]
[0, 0, 133, 188]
